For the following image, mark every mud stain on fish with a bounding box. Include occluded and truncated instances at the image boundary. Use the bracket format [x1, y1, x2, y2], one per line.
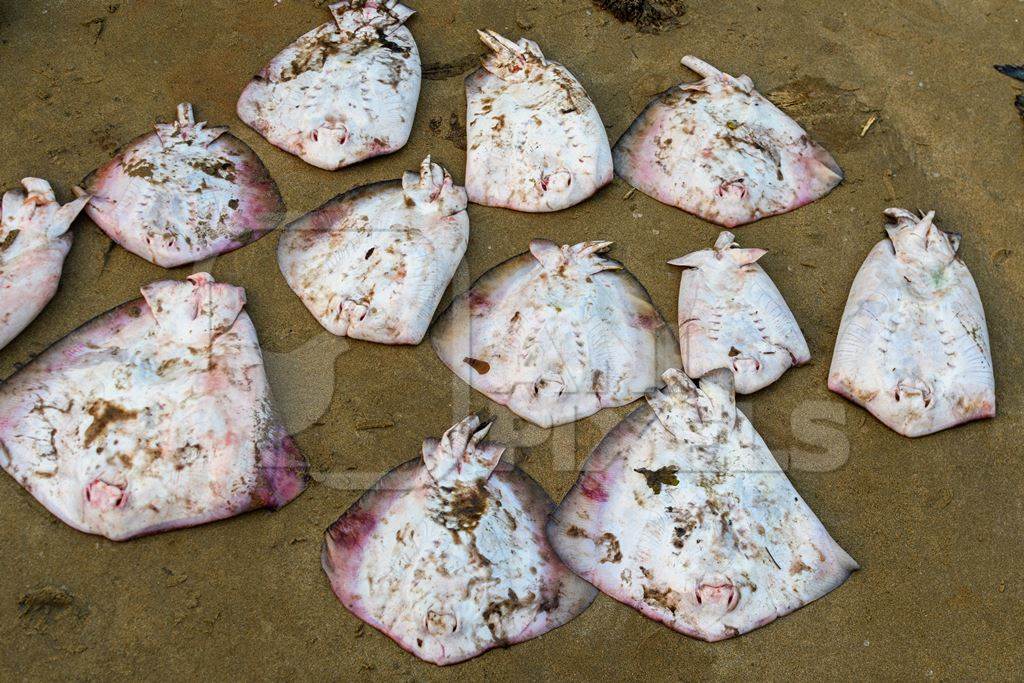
[635, 465, 679, 494]
[83, 400, 137, 447]
[463, 356, 491, 374]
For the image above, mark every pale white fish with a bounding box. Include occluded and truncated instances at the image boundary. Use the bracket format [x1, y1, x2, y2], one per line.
[465, 30, 613, 212]
[614, 56, 842, 227]
[237, 0, 421, 170]
[431, 240, 680, 428]
[670, 231, 810, 393]
[0, 178, 89, 351]
[549, 368, 858, 641]
[0, 274, 307, 541]
[829, 209, 995, 437]
[278, 156, 468, 345]
[81, 103, 284, 267]
[322, 415, 597, 665]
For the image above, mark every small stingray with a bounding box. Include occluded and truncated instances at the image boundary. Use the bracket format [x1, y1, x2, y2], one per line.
[278, 157, 468, 345]
[465, 30, 613, 212]
[431, 240, 680, 427]
[548, 368, 858, 641]
[80, 103, 284, 268]
[322, 415, 596, 665]
[669, 231, 809, 393]
[0, 178, 89, 351]
[994, 64, 1024, 119]
[237, 1, 421, 170]
[613, 56, 843, 227]
[0, 274, 307, 540]
[829, 209, 995, 437]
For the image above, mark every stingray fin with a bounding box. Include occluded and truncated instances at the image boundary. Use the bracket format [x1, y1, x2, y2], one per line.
[423, 415, 504, 487]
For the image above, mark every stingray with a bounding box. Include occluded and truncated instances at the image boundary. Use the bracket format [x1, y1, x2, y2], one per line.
[613, 56, 843, 228]
[548, 368, 858, 641]
[278, 156, 468, 345]
[322, 415, 597, 665]
[0, 273, 307, 540]
[994, 64, 1024, 119]
[464, 30, 613, 212]
[669, 231, 810, 393]
[431, 240, 680, 427]
[829, 209, 995, 437]
[237, 0, 421, 170]
[79, 103, 284, 268]
[0, 178, 89, 352]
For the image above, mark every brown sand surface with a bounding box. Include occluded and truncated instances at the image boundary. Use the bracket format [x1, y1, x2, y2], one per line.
[1, 1, 1022, 679]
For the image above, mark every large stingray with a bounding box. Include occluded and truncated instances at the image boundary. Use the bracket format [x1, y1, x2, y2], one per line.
[278, 156, 468, 345]
[322, 415, 597, 665]
[431, 240, 680, 427]
[829, 209, 995, 437]
[0, 178, 89, 352]
[237, 1, 421, 170]
[548, 368, 858, 641]
[464, 30, 613, 212]
[613, 56, 843, 227]
[0, 273, 307, 540]
[80, 103, 284, 268]
[670, 231, 810, 393]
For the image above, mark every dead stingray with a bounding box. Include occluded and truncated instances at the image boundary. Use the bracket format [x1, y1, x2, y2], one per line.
[994, 64, 1024, 119]
[0, 178, 89, 352]
[548, 368, 858, 641]
[465, 30, 613, 212]
[278, 156, 468, 345]
[80, 103, 284, 268]
[0, 273, 307, 540]
[237, 0, 421, 170]
[613, 56, 843, 227]
[431, 240, 680, 427]
[322, 415, 597, 665]
[829, 209, 995, 437]
[670, 231, 809, 393]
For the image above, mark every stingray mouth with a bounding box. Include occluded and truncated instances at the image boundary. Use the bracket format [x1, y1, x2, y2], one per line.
[715, 178, 748, 200]
[311, 121, 349, 147]
[894, 379, 933, 408]
[695, 578, 739, 613]
[533, 376, 566, 398]
[85, 479, 127, 512]
[540, 169, 572, 193]
[730, 353, 761, 375]
[338, 299, 369, 329]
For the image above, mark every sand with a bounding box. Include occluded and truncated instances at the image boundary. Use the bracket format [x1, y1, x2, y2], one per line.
[1, 0, 1022, 679]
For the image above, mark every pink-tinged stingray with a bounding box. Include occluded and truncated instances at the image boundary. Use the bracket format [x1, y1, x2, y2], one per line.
[80, 103, 284, 268]
[548, 368, 858, 641]
[464, 30, 613, 212]
[237, 1, 421, 170]
[0, 178, 89, 352]
[322, 415, 596, 665]
[278, 156, 468, 345]
[431, 240, 680, 427]
[613, 56, 843, 227]
[0, 273, 307, 540]
[670, 231, 810, 393]
[829, 209, 995, 437]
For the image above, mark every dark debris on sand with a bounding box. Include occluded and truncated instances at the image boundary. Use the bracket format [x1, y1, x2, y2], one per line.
[994, 64, 1024, 119]
[592, 0, 687, 33]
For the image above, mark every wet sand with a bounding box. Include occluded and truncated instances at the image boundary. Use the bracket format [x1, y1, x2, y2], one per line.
[1, 0, 1022, 679]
